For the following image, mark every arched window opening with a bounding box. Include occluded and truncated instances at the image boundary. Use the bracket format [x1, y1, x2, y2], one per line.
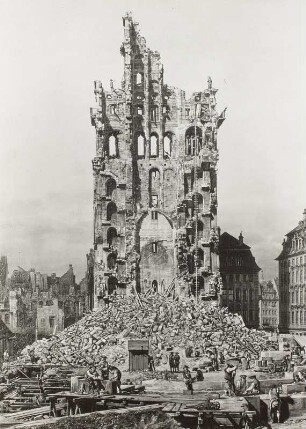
[163, 134, 172, 158]
[106, 178, 116, 197]
[107, 202, 117, 222]
[150, 134, 158, 157]
[108, 277, 117, 295]
[193, 248, 204, 268]
[150, 106, 159, 122]
[107, 253, 117, 270]
[152, 280, 158, 292]
[137, 134, 145, 157]
[107, 227, 117, 247]
[136, 72, 143, 85]
[185, 127, 203, 155]
[108, 135, 118, 157]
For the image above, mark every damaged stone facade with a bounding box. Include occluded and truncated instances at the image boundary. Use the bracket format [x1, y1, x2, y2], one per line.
[91, 14, 226, 307]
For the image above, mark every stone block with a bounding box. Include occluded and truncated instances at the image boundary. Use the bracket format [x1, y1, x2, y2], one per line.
[282, 383, 306, 395]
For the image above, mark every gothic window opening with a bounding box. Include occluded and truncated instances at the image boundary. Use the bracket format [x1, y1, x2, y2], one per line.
[137, 134, 145, 157]
[107, 202, 117, 222]
[110, 105, 116, 115]
[106, 178, 116, 197]
[136, 72, 143, 85]
[149, 168, 160, 207]
[108, 134, 118, 158]
[185, 126, 203, 155]
[191, 276, 204, 297]
[150, 134, 158, 157]
[163, 133, 172, 157]
[191, 220, 204, 243]
[107, 227, 117, 247]
[107, 253, 117, 270]
[150, 106, 159, 122]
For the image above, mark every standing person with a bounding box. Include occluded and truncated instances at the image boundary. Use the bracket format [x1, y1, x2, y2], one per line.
[3, 350, 9, 362]
[174, 352, 180, 373]
[148, 355, 155, 372]
[183, 365, 193, 395]
[100, 356, 109, 381]
[235, 375, 247, 395]
[224, 363, 237, 395]
[109, 365, 122, 394]
[169, 352, 174, 373]
[245, 375, 261, 395]
[269, 384, 281, 422]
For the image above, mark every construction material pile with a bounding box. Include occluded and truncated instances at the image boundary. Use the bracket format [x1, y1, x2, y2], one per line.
[16, 294, 276, 370]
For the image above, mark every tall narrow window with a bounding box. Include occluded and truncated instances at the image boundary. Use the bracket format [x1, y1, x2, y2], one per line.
[137, 135, 145, 157]
[151, 211, 158, 220]
[163, 134, 172, 157]
[108, 135, 118, 157]
[107, 202, 117, 222]
[152, 242, 157, 253]
[136, 72, 143, 85]
[150, 106, 159, 122]
[151, 195, 158, 207]
[150, 134, 158, 157]
[106, 178, 116, 197]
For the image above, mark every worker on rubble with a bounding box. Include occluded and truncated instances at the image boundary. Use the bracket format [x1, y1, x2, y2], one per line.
[148, 355, 155, 372]
[224, 363, 237, 395]
[245, 375, 260, 395]
[173, 352, 180, 373]
[86, 366, 103, 393]
[235, 375, 247, 395]
[169, 352, 175, 372]
[100, 355, 109, 381]
[269, 384, 281, 422]
[109, 365, 122, 394]
[183, 365, 193, 394]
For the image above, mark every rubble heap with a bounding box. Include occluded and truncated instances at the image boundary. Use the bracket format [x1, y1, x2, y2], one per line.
[16, 295, 276, 370]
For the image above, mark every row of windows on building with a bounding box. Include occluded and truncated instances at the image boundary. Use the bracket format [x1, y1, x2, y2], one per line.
[290, 288, 306, 305]
[281, 255, 306, 268]
[105, 127, 211, 158]
[291, 310, 306, 326]
[224, 288, 256, 301]
[262, 318, 278, 325]
[262, 309, 277, 315]
[223, 273, 255, 282]
[291, 237, 305, 251]
[290, 267, 306, 284]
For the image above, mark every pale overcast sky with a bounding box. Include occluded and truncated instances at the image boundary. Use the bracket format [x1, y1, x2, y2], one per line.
[0, 0, 305, 282]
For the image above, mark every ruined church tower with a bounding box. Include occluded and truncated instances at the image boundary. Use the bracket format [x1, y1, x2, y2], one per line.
[90, 13, 226, 307]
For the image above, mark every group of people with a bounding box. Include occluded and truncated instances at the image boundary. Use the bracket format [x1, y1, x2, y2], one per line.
[224, 363, 260, 396]
[83, 356, 122, 395]
[169, 352, 180, 373]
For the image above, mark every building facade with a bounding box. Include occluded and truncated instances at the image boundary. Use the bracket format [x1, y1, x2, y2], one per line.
[259, 279, 279, 332]
[219, 232, 261, 328]
[276, 209, 306, 335]
[7, 265, 87, 336]
[90, 14, 226, 307]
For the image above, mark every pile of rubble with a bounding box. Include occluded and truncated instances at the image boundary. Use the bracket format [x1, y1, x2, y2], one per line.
[16, 294, 277, 370]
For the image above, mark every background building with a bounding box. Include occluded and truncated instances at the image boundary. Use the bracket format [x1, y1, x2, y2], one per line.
[259, 279, 279, 332]
[276, 209, 306, 335]
[219, 232, 261, 328]
[90, 13, 226, 307]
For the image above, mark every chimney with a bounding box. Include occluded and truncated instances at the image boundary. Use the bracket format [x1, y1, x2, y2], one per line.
[239, 232, 244, 245]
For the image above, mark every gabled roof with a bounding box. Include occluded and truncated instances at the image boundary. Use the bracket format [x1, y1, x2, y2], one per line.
[219, 232, 250, 250]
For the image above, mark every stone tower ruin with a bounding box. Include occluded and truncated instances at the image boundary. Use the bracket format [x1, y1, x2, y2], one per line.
[90, 13, 226, 308]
